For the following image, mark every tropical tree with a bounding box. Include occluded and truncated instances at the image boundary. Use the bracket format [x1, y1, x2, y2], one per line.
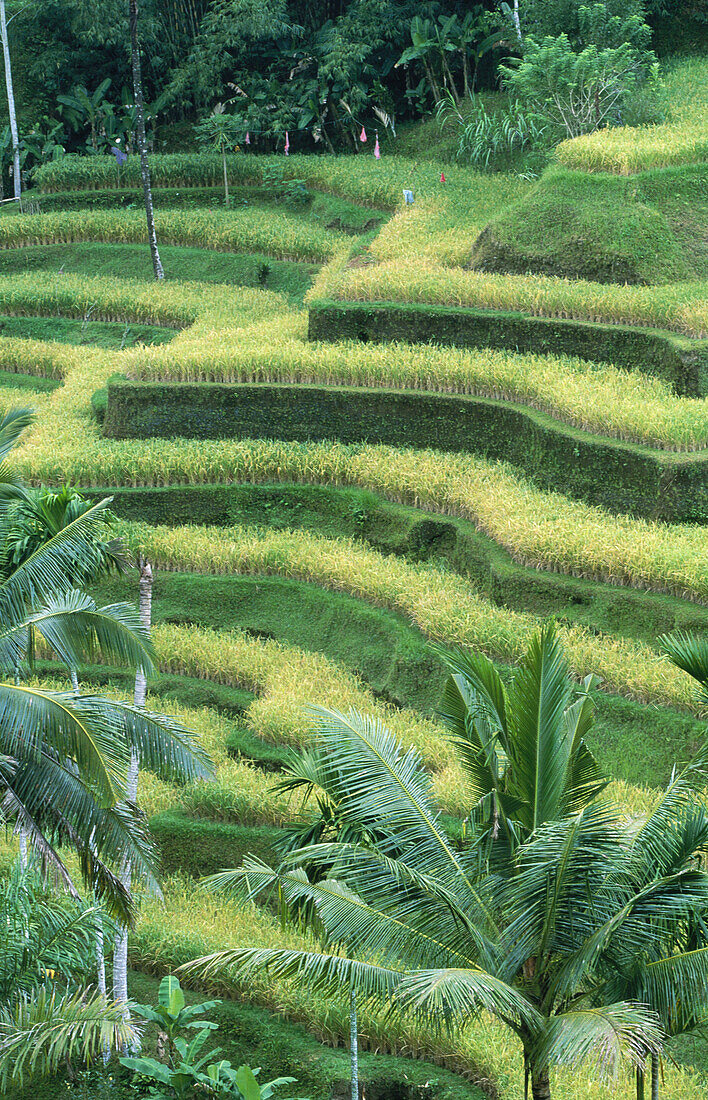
[180, 626, 708, 1100]
[57, 79, 113, 152]
[0, 407, 212, 916]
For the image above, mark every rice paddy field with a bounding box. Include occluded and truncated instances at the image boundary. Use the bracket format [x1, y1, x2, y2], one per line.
[5, 53, 708, 1099]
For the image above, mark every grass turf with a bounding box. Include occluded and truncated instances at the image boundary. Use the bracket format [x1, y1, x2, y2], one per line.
[0, 312, 175, 350]
[0, 243, 317, 305]
[471, 164, 708, 285]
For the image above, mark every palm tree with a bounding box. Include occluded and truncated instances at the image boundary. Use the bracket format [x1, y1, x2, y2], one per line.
[114, 555, 154, 1020]
[0, 407, 213, 917]
[595, 771, 708, 1100]
[435, 622, 607, 857]
[180, 626, 705, 1099]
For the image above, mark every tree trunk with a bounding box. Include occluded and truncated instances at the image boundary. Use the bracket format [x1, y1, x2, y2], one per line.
[350, 986, 359, 1100]
[636, 1063, 646, 1100]
[129, 0, 163, 280]
[651, 1053, 659, 1100]
[0, 0, 20, 203]
[113, 557, 152, 1033]
[531, 1068, 551, 1100]
[222, 150, 229, 207]
[511, 0, 522, 46]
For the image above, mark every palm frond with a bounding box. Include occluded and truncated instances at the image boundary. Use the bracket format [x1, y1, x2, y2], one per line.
[310, 707, 500, 937]
[535, 1003, 663, 1078]
[179, 946, 401, 1007]
[0, 499, 121, 629]
[0, 407, 34, 464]
[506, 621, 574, 833]
[0, 985, 141, 1089]
[205, 861, 479, 973]
[659, 631, 708, 704]
[395, 967, 540, 1032]
[0, 594, 155, 677]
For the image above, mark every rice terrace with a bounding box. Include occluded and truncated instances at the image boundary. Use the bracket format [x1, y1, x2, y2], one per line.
[1, 3, 708, 1100]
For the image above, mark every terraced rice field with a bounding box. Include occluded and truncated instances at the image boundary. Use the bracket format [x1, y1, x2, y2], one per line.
[6, 79, 708, 1095]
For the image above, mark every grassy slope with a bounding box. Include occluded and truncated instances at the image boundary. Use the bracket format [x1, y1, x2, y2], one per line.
[470, 164, 708, 285]
[10, 971, 485, 1100]
[0, 243, 317, 305]
[0, 313, 175, 349]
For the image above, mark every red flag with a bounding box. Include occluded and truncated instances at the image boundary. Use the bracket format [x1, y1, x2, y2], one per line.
[440, 172, 446, 183]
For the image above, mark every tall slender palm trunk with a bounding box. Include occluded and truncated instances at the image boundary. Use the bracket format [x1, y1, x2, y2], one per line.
[0, 0, 20, 203]
[129, 0, 163, 280]
[651, 1053, 660, 1100]
[114, 558, 152, 1028]
[350, 986, 359, 1100]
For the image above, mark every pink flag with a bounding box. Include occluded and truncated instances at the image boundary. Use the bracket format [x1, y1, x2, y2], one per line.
[374, 132, 380, 159]
[284, 131, 290, 156]
[245, 132, 250, 145]
[440, 172, 446, 183]
[360, 126, 367, 142]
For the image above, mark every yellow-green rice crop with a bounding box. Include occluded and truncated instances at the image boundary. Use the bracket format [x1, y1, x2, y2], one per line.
[329, 259, 708, 338]
[2, 270, 706, 452]
[0, 208, 345, 263]
[130, 877, 707, 1100]
[116, 523, 699, 715]
[19, 357, 708, 606]
[33, 152, 484, 210]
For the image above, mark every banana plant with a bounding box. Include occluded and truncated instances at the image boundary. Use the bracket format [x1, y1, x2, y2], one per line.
[121, 976, 298, 1099]
[57, 79, 113, 152]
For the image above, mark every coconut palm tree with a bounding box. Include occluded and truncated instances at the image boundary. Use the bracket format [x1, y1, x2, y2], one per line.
[184, 709, 674, 1099]
[595, 771, 708, 1100]
[0, 407, 212, 918]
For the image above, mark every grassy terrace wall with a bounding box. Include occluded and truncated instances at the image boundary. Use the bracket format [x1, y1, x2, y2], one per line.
[88, 483, 708, 642]
[103, 380, 708, 521]
[308, 300, 708, 397]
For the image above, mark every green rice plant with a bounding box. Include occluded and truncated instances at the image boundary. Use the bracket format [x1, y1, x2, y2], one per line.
[32, 153, 482, 210]
[3, 268, 705, 453]
[0, 209, 345, 263]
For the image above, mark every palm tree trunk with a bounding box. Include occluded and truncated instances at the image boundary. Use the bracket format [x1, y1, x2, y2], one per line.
[0, 0, 20, 203]
[651, 1054, 659, 1100]
[222, 150, 229, 207]
[636, 1063, 646, 1100]
[350, 986, 359, 1100]
[114, 558, 152, 1031]
[531, 1068, 551, 1100]
[129, 0, 163, 280]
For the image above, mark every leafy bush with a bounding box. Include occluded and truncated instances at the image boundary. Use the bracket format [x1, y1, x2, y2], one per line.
[500, 34, 649, 138]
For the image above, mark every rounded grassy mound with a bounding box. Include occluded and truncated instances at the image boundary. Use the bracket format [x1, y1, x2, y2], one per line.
[469, 165, 708, 286]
